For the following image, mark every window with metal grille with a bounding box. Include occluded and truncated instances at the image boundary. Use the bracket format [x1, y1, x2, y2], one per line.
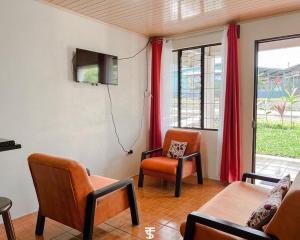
[171, 43, 222, 130]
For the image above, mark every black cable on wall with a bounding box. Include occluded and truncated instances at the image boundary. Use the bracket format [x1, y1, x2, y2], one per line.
[107, 38, 151, 154]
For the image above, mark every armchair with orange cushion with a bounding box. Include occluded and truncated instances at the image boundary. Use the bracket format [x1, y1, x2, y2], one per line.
[28, 153, 139, 240]
[138, 129, 203, 197]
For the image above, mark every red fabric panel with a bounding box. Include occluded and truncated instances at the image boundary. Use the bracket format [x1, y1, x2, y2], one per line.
[150, 38, 163, 150]
[220, 24, 241, 183]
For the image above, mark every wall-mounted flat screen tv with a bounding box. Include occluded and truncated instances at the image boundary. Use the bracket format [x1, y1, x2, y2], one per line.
[74, 48, 118, 85]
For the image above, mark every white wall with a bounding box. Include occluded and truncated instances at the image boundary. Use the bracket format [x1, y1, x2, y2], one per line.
[239, 11, 300, 173]
[172, 11, 300, 180]
[0, 0, 148, 219]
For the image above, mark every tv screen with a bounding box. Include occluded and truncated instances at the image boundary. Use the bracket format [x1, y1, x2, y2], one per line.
[74, 48, 118, 85]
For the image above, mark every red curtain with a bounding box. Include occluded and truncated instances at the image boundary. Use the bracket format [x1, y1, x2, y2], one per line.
[220, 24, 241, 183]
[149, 38, 163, 150]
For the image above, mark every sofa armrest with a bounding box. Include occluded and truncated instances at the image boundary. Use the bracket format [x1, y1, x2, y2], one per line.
[184, 212, 277, 240]
[141, 148, 163, 160]
[242, 172, 281, 183]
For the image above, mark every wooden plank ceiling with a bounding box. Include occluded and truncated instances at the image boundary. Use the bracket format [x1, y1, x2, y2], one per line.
[43, 0, 300, 36]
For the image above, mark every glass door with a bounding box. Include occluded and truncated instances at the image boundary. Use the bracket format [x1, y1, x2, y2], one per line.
[253, 35, 300, 182]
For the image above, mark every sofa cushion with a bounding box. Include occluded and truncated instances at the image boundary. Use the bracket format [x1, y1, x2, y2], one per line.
[269, 174, 291, 197]
[180, 181, 269, 240]
[167, 140, 187, 159]
[265, 172, 300, 240]
[246, 191, 282, 229]
[246, 175, 291, 230]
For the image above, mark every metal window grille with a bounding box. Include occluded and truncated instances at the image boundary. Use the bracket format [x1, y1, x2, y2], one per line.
[171, 43, 222, 130]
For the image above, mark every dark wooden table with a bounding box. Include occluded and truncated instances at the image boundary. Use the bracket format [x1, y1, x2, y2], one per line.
[0, 197, 16, 240]
[0, 138, 20, 239]
[0, 139, 21, 152]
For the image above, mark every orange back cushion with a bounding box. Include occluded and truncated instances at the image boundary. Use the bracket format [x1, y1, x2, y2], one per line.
[162, 129, 201, 156]
[265, 172, 300, 239]
[28, 153, 93, 231]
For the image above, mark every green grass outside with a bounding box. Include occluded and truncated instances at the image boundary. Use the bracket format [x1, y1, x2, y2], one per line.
[256, 120, 300, 158]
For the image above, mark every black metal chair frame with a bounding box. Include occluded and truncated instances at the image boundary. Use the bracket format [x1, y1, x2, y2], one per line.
[138, 148, 203, 197]
[183, 172, 280, 240]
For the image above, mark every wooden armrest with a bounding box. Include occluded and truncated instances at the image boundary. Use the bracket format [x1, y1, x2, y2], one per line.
[141, 148, 163, 160]
[184, 212, 277, 240]
[242, 172, 281, 183]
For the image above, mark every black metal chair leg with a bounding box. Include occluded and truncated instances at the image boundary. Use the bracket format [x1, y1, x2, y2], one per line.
[83, 194, 96, 240]
[175, 160, 183, 197]
[196, 154, 203, 184]
[35, 211, 45, 236]
[175, 178, 182, 197]
[138, 168, 144, 188]
[127, 183, 139, 225]
[82, 226, 93, 240]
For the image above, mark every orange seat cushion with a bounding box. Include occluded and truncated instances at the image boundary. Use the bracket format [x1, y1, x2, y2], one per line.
[141, 157, 178, 175]
[89, 175, 118, 190]
[180, 181, 270, 240]
[141, 156, 194, 176]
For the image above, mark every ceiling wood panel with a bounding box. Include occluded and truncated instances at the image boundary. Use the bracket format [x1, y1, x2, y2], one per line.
[42, 0, 300, 36]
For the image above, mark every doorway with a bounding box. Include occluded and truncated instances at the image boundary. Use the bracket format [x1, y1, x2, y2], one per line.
[253, 35, 300, 182]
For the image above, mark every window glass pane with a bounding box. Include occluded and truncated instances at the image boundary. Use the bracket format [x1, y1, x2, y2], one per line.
[171, 44, 222, 130]
[180, 48, 202, 128]
[204, 45, 222, 129]
[171, 51, 178, 127]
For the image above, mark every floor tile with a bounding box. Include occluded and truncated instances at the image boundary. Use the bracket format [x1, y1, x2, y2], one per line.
[0, 176, 224, 239]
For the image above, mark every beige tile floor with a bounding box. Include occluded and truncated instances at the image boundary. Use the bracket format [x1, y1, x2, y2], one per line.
[0, 176, 225, 240]
[256, 154, 300, 182]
